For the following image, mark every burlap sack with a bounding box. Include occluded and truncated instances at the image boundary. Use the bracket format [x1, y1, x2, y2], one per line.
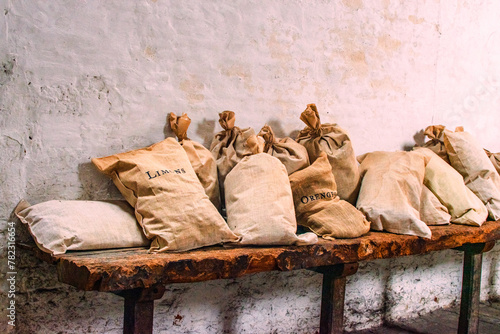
[415, 147, 488, 226]
[443, 128, 500, 220]
[210, 110, 256, 186]
[169, 112, 221, 210]
[356, 151, 432, 238]
[92, 138, 239, 252]
[296, 104, 360, 204]
[421, 125, 450, 164]
[419, 185, 451, 226]
[258, 124, 309, 175]
[289, 152, 370, 239]
[485, 149, 500, 175]
[224, 145, 317, 246]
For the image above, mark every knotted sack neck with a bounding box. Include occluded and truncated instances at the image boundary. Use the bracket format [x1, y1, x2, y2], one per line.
[258, 125, 276, 153]
[424, 125, 446, 143]
[169, 112, 191, 141]
[297, 103, 323, 139]
[215, 110, 238, 140]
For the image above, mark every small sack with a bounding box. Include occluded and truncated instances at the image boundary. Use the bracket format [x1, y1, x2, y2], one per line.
[289, 152, 370, 239]
[356, 151, 432, 239]
[224, 142, 317, 246]
[296, 104, 360, 204]
[419, 185, 451, 226]
[421, 125, 450, 164]
[210, 111, 256, 186]
[169, 112, 221, 210]
[258, 124, 309, 175]
[443, 128, 500, 220]
[92, 138, 239, 252]
[415, 147, 488, 226]
[485, 149, 500, 175]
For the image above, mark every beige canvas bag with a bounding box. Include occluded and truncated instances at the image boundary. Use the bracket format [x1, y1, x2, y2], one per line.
[92, 138, 239, 252]
[210, 111, 256, 187]
[258, 124, 309, 175]
[443, 128, 500, 220]
[419, 185, 451, 226]
[421, 125, 450, 164]
[356, 151, 432, 239]
[414, 147, 488, 226]
[485, 149, 500, 175]
[224, 140, 317, 246]
[169, 112, 221, 210]
[289, 152, 370, 239]
[296, 104, 360, 204]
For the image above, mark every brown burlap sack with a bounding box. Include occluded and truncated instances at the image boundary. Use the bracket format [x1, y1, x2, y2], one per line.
[92, 138, 239, 252]
[169, 112, 220, 210]
[224, 142, 317, 246]
[288, 152, 370, 239]
[419, 185, 451, 226]
[258, 124, 309, 175]
[414, 147, 488, 226]
[485, 149, 500, 175]
[356, 151, 432, 238]
[443, 128, 500, 220]
[296, 104, 360, 204]
[421, 125, 450, 164]
[210, 111, 256, 187]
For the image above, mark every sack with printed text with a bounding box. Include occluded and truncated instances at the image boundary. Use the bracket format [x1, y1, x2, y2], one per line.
[296, 104, 360, 204]
[169, 112, 221, 210]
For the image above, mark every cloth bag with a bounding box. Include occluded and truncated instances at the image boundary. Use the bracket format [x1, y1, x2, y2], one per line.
[258, 124, 309, 175]
[210, 110, 256, 187]
[296, 104, 360, 204]
[169, 112, 221, 210]
[443, 128, 500, 220]
[224, 138, 317, 246]
[356, 151, 432, 239]
[485, 149, 500, 175]
[289, 152, 370, 239]
[419, 185, 451, 226]
[414, 147, 488, 226]
[92, 138, 239, 252]
[421, 125, 450, 164]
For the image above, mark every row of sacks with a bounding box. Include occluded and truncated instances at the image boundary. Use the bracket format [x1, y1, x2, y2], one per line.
[15, 104, 500, 255]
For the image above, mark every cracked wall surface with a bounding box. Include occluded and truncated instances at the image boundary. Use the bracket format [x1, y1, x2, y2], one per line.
[1, 1, 500, 333]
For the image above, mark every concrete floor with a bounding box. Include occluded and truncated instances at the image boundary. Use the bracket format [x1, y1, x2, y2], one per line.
[349, 301, 500, 334]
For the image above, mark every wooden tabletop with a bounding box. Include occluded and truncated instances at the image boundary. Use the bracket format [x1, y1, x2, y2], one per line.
[21, 220, 500, 292]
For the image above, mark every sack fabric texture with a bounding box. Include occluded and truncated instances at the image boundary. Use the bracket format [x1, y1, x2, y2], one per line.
[15, 199, 149, 255]
[356, 151, 432, 238]
[92, 138, 239, 253]
[485, 149, 500, 175]
[289, 152, 370, 239]
[415, 147, 488, 226]
[169, 112, 221, 210]
[224, 151, 317, 246]
[419, 185, 451, 226]
[296, 104, 360, 204]
[443, 128, 500, 220]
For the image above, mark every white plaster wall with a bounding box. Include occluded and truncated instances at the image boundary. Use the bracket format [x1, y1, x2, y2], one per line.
[1, 0, 499, 333]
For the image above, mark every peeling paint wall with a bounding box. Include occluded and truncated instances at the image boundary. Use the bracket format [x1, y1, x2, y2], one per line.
[1, 0, 499, 333]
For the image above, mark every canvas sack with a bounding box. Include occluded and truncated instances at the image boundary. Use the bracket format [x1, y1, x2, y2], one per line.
[169, 112, 221, 210]
[356, 151, 432, 238]
[419, 185, 451, 226]
[289, 152, 370, 239]
[258, 124, 309, 175]
[15, 199, 149, 255]
[421, 125, 450, 164]
[296, 104, 360, 204]
[485, 149, 500, 175]
[92, 138, 239, 252]
[443, 128, 500, 220]
[414, 147, 488, 226]
[224, 143, 317, 246]
[210, 110, 256, 186]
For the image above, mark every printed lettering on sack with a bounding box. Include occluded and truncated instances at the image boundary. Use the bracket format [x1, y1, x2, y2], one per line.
[145, 168, 186, 180]
[300, 191, 336, 204]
